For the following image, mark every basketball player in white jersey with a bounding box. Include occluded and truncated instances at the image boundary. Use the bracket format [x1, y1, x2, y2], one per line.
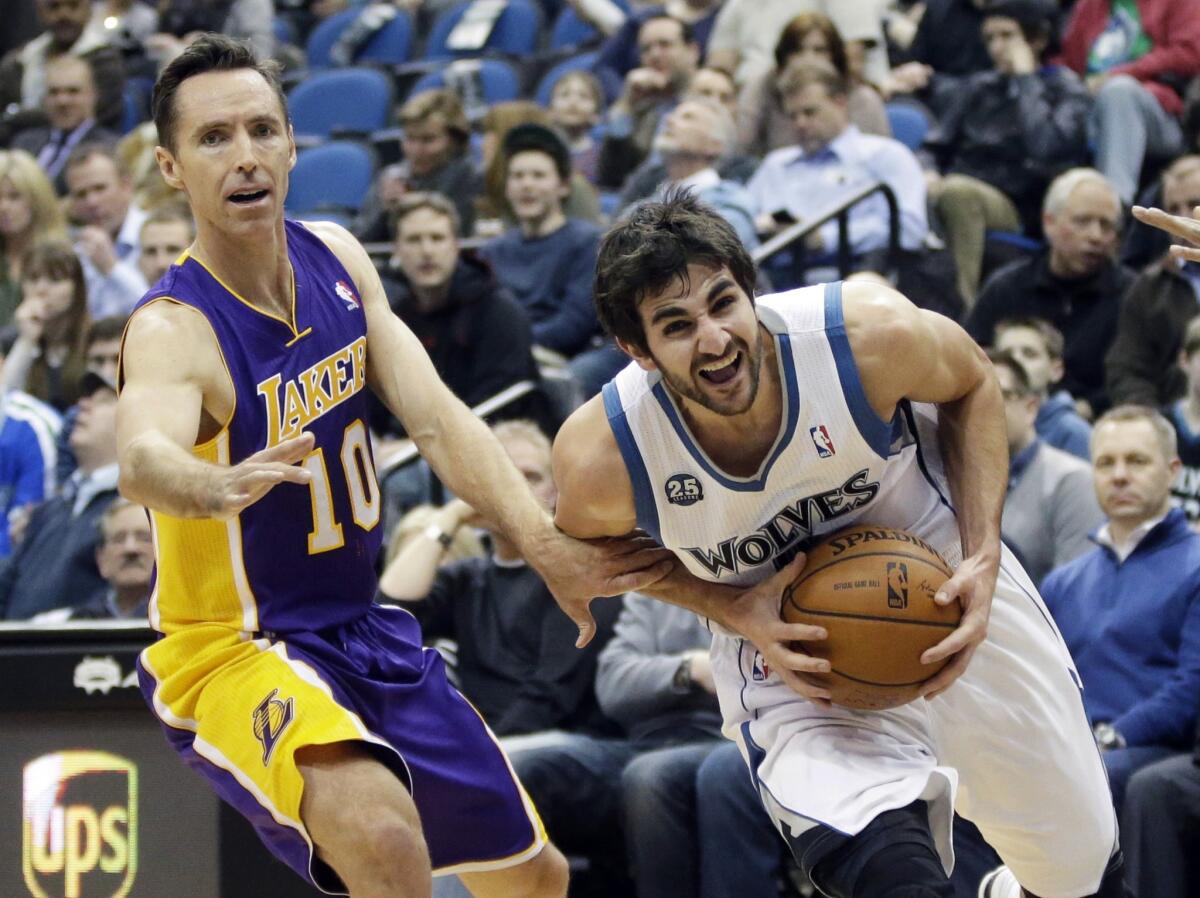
[552, 192, 1129, 898]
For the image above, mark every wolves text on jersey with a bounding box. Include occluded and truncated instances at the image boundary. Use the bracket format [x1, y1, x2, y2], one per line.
[257, 336, 367, 445]
[682, 468, 881, 577]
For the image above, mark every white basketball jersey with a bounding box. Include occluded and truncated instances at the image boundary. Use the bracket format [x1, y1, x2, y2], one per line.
[602, 281, 964, 590]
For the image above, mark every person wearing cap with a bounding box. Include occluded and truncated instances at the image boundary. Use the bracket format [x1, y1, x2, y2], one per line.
[924, 0, 1091, 305]
[480, 124, 617, 397]
[0, 366, 119, 620]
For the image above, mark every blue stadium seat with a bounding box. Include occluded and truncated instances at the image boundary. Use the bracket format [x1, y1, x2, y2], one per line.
[272, 15, 297, 48]
[408, 59, 521, 105]
[535, 52, 619, 106]
[425, 0, 543, 60]
[306, 8, 414, 67]
[549, 7, 600, 50]
[885, 103, 930, 152]
[286, 142, 377, 215]
[289, 68, 393, 140]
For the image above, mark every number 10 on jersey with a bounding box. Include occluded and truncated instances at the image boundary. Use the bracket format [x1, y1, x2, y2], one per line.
[302, 419, 380, 553]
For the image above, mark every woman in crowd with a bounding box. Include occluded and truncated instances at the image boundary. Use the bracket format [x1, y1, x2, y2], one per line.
[737, 12, 889, 159]
[0, 151, 68, 329]
[2, 240, 91, 411]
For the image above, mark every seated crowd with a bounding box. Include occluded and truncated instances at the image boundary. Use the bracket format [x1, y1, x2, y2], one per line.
[3, 0, 1200, 895]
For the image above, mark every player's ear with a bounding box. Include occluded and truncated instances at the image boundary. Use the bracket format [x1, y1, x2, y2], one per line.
[616, 337, 657, 372]
[155, 145, 184, 191]
[287, 123, 297, 170]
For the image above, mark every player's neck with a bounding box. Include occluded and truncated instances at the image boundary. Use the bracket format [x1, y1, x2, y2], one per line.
[680, 328, 783, 475]
[191, 219, 294, 319]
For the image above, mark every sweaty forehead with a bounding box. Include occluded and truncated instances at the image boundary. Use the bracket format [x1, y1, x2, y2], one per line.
[173, 69, 286, 132]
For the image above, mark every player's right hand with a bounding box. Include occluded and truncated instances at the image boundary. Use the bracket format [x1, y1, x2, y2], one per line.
[207, 432, 315, 519]
[724, 554, 833, 707]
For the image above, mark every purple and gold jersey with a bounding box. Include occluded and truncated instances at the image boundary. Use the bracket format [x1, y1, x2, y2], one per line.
[132, 220, 382, 635]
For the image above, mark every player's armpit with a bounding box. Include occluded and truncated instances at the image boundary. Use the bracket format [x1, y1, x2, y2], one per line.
[552, 397, 640, 538]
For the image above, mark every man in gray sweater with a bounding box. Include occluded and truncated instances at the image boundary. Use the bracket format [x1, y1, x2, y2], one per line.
[991, 349, 1105, 584]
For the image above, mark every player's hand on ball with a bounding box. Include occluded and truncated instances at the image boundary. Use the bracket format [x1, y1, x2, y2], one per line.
[1131, 204, 1200, 263]
[919, 549, 999, 700]
[726, 554, 833, 707]
[539, 532, 675, 647]
[208, 431, 316, 519]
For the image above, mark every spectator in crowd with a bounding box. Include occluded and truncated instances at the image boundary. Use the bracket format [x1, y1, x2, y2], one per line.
[1106, 155, 1200, 407]
[0, 0, 126, 136]
[990, 349, 1104, 583]
[616, 67, 758, 209]
[925, 0, 1091, 305]
[547, 71, 606, 187]
[747, 62, 927, 276]
[885, 0, 992, 115]
[136, 204, 194, 286]
[1, 240, 90, 411]
[373, 193, 541, 443]
[633, 98, 758, 249]
[480, 125, 612, 395]
[32, 497, 153, 621]
[0, 150, 67, 328]
[148, 0, 275, 64]
[597, 15, 699, 189]
[1119, 731, 1200, 898]
[1165, 315, 1200, 524]
[354, 89, 481, 241]
[706, 0, 885, 88]
[52, 313, 124, 485]
[0, 369, 119, 620]
[967, 168, 1129, 417]
[0, 388, 61, 559]
[513, 593, 725, 898]
[591, 0, 721, 79]
[1059, 0, 1200, 205]
[10, 55, 117, 195]
[64, 143, 149, 317]
[476, 101, 601, 233]
[737, 12, 890, 162]
[993, 317, 1094, 459]
[377, 420, 618, 738]
[1041, 404, 1200, 810]
[81, 0, 159, 49]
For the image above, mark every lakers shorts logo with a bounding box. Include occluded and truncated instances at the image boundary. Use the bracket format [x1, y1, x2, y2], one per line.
[252, 688, 296, 766]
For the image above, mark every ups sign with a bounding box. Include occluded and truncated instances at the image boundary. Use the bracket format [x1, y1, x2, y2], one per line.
[22, 751, 138, 897]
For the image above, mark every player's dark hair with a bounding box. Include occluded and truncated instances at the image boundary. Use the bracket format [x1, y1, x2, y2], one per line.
[152, 34, 288, 152]
[594, 188, 757, 354]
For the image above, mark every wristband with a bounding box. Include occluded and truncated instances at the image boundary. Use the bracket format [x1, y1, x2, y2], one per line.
[423, 523, 454, 550]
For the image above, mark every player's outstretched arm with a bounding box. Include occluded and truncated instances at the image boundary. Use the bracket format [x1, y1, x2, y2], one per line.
[117, 301, 314, 519]
[554, 397, 835, 704]
[844, 282, 1006, 698]
[308, 222, 674, 643]
[1132, 204, 1200, 263]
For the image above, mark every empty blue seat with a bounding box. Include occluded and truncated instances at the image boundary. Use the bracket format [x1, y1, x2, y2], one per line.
[286, 142, 377, 215]
[289, 68, 393, 140]
[306, 8, 413, 68]
[885, 103, 930, 152]
[549, 7, 600, 50]
[425, 0, 543, 60]
[408, 59, 521, 105]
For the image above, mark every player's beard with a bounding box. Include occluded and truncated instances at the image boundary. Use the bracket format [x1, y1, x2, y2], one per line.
[655, 326, 764, 417]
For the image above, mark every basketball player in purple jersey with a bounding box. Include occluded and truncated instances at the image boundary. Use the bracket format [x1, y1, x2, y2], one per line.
[115, 35, 671, 898]
[551, 194, 1130, 898]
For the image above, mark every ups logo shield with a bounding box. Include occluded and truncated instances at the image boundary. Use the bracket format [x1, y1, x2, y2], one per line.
[22, 750, 138, 898]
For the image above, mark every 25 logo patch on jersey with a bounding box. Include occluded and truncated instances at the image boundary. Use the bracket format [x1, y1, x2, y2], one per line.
[810, 425, 836, 458]
[665, 473, 704, 506]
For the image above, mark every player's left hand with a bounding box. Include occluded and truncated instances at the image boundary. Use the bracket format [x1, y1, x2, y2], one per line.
[1131, 204, 1200, 263]
[918, 550, 999, 700]
[536, 532, 675, 647]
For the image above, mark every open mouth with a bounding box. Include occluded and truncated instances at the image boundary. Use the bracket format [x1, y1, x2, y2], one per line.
[697, 349, 742, 385]
[228, 188, 269, 206]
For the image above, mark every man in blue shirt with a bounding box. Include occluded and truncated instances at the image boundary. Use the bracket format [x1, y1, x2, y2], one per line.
[746, 61, 927, 285]
[0, 389, 61, 558]
[1041, 405, 1200, 811]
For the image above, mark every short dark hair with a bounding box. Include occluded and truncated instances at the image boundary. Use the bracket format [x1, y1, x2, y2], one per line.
[986, 348, 1032, 395]
[152, 34, 288, 152]
[393, 191, 462, 237]
[639, 14, 693, 46]
[994, 316, 1065, 361]
[594, 189, 757, 354]
[64, 141, 126, 180]
[503, 123, 571, 182]
[984, 0, 1058, 47]
[776, 59, 849, 100]
[88, 314, 128, 347]
[140, 201, 195, 239]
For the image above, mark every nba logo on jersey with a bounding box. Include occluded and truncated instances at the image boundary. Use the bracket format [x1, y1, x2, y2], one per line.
[334, 280, 360, 311]
[810, 425, 836, 458]
[752, 651, 771, 681]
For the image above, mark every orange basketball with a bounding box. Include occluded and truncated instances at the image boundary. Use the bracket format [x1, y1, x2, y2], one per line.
[781, 524, 960, 710]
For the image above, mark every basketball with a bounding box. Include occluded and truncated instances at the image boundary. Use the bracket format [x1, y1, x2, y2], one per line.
[781, 524, 961, 710]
